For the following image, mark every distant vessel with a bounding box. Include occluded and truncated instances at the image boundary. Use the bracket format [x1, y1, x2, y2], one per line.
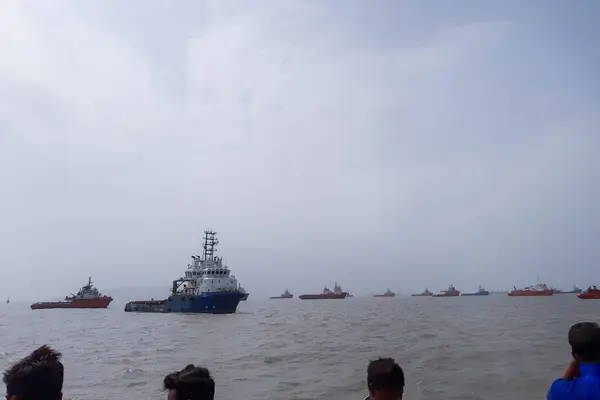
[270, 289, 293, 299]
[124, 230, 245, 314]
[346, 292, 355, 298]
[462, 285, 490, 296]
[508, 283, 553, 296]
[432, 285, 460, 297]
[31, 277, 113, 310]
[299, 283, 347, 300]
[374, 289, 396, 297]
[238, 284, 249, 301]
[6, 296, 9, 304]
[411, 288, 433, 297]
[578, 286, 600, 299]
[553, 285, 583, 294]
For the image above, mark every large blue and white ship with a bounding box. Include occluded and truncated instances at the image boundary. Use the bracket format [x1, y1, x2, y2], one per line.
[124, 230, 245, 314]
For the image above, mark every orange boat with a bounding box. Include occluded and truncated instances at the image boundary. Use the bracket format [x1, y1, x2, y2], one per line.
[299, 283, 347, 300]
[508, 283, 553, 296]
[31, 277, 113, 310]
[432, 285, 460, 297]
[578, 286, 600, 299]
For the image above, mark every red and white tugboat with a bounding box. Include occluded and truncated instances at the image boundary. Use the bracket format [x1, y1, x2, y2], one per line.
[578, 286, 600, 299]
[508, 283, 553, 296]
[31, 277, 113, 310]
[432, 285, 461, 297]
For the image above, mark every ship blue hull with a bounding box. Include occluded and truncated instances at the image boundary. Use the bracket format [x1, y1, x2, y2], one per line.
[125, 292, 244, 314]
[168, 292, 244, 313]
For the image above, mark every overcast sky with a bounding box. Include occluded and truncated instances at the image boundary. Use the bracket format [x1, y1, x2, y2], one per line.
[1, 0, 599, 300]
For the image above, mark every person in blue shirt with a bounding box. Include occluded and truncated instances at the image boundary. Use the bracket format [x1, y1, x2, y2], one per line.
[548, 322, 600, 399]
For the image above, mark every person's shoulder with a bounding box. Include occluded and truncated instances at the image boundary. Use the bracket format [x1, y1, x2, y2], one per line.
[547, 377, 600, 399]
[548, 378, 576, 398]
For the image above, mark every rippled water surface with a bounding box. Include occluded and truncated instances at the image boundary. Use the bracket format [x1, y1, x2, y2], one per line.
[0, 295, 598, 399]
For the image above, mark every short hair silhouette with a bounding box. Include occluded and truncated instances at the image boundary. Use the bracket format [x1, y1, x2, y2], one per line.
[569, 322, 600, 362]
[367, 357, 405, 393]
[164, 364, 215, 400]
[3, 345, 64, 400]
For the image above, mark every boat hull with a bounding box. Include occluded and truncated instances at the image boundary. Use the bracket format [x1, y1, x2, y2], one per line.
[31, 297, 113, 310]
[411, 294, 433, 297]
[462, 292, 490, 296]
[123, 300, 169, 312]
[299, 293, 347, 300]
[578, 291, 600, 299]
[508, 290, 553, 296]
[240, 293, 249, 301]
[270, 296, 294, 299]
[124, 292, 244, 314]
[432, 292, 460, 297]
[374, 294, 395, 297]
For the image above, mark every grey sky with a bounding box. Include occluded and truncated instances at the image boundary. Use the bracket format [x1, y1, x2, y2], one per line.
[1, 0, 598, 300]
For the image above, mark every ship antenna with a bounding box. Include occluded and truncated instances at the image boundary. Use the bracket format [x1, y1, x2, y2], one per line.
[203, 230, 219, 260]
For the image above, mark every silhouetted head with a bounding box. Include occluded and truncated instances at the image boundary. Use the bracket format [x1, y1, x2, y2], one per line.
[164, 364, 215, 400]
[367, 358, 404, 400]
[569, 322, 600, 363]
[3, 345, 64, 400]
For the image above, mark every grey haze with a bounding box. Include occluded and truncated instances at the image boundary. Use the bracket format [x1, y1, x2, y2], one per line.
[0, 0, 599, 300]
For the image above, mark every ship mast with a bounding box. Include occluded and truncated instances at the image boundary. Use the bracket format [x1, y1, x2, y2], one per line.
[202, 230, 219, 260]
